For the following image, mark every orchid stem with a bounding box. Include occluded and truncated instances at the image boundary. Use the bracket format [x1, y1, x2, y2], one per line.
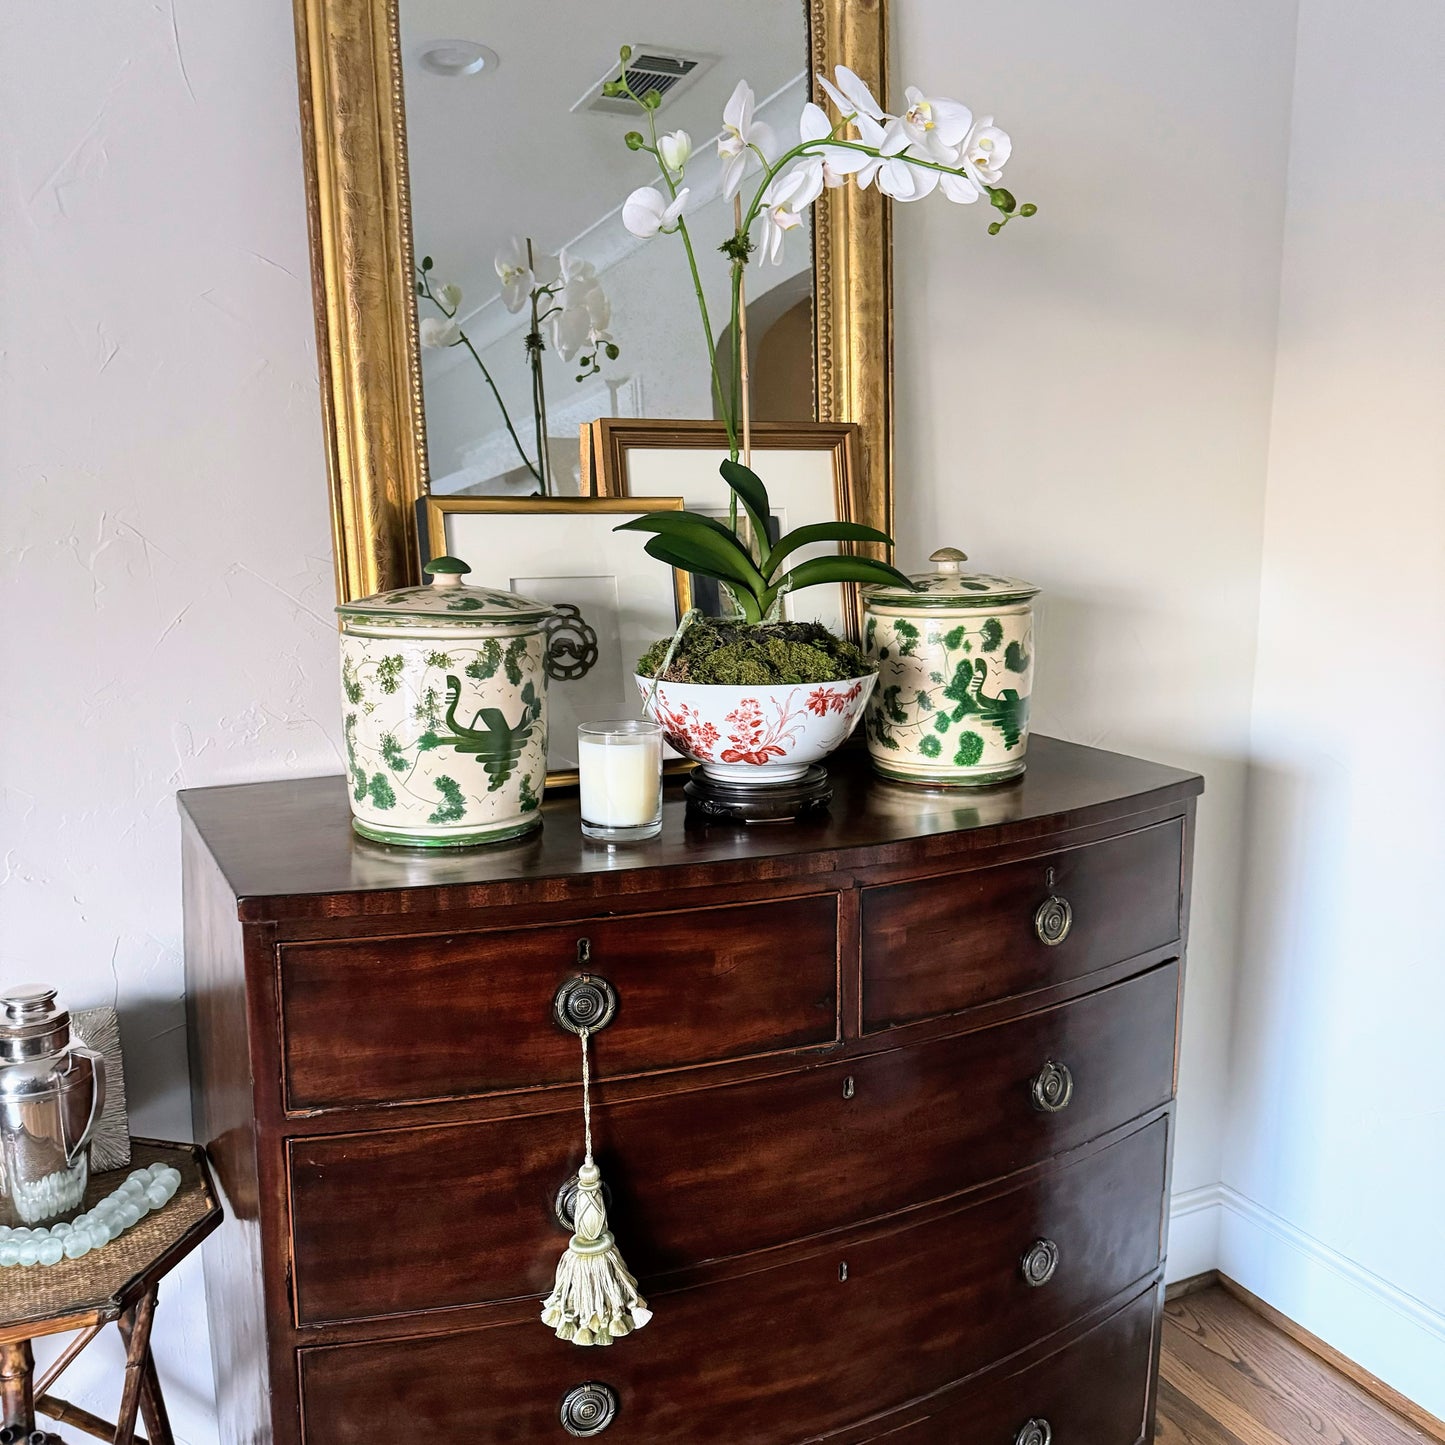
[525, 238, 552, 497]
[419, 269, 542, 487]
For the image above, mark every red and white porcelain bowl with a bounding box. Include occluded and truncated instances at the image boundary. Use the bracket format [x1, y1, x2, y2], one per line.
[635, 674, 877, 785]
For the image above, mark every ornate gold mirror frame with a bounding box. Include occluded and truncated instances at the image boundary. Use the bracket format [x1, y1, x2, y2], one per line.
[294, 0, 892, 605]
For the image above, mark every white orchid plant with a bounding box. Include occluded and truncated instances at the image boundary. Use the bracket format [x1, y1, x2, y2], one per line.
[609, 52, 1034, 624]
[416, 239, 619, 496]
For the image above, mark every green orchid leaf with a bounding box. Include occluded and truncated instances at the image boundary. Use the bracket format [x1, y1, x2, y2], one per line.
[717, 459, 774, 564]
[614, 511, 746, 550]
[640, 537, 765, 622]
[764, 521, 896, 578]
[761, 555, 918, 614]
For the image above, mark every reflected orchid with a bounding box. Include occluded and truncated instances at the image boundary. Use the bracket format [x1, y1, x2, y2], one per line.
[494, 237, 532, 314]
[718, 80, 777, 200]
[622, 185, 690, 238]
[418, 316, 461, 349]
[815, 65, 885, 122]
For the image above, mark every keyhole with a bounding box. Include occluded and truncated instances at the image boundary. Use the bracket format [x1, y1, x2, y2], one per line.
[577, 938, 591, 965]
[1045, 866, 1055, 888]
[839, 1261, 849, 1282]
[842, 1076, 855, 1100]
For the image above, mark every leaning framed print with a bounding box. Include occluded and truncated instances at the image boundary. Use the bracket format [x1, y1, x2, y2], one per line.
[421, 496, 693, 782]
[590, 419, 866, 639]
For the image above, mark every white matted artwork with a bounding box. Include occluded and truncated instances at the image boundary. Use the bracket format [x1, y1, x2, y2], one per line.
[423, 497, 692, 778]
[592, 419, 864, 638]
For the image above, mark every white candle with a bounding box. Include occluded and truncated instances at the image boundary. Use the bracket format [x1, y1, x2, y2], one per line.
[578, 722, 663, 839]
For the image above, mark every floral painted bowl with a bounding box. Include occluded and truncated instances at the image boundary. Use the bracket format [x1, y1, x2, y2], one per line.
[635, 674, 877, 785]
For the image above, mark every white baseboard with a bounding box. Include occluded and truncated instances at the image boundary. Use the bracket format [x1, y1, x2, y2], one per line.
[1168, 1184, 1445, 1421]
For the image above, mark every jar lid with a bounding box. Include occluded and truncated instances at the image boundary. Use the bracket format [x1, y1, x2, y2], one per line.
[336, 557, 557, 626]
[864, 547, 1039, 607]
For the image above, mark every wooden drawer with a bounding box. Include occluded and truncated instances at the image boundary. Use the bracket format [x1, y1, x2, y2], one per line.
[297, 1119, 1168, 1443]
[289, 964, 1177, 1327]
[279, 895, 840, 1110]
[858, 1283, 1158, 1443]
[862, 818, 1183, 1030]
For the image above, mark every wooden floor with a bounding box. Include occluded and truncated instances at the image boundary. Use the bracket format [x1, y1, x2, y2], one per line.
[1157, 1286, 1438, 1445]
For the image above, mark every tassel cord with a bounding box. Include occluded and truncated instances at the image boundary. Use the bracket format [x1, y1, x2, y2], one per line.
[580, 1025, 593, 1166]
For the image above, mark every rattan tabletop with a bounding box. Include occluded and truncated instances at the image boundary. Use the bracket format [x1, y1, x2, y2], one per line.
[0, 1139, 220, 1344]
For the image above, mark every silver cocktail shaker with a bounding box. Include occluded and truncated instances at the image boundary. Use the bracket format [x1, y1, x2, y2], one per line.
[0, 986, 106, 1226]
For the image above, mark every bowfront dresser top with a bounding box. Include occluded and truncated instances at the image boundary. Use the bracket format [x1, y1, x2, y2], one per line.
[179, 736, 1202, 1445]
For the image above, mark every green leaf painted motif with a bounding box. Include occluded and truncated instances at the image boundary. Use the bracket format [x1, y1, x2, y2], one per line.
[980, 619, 1003, 652]
[425, 650, 454, 669]
[955, 731, 985, 766]
[412, 687, 443, 728]
[342, 657, 364, 705]
[376, 656, 405, 695]
[518, 773, 540, 813]
[369, 773, 397, 809]
[416, 730, 443, 752]
[926, 633, 942, 648]
[944, 625, 966, 649]
[929, 671, 945, 685]
[343, 712, 367, 800]
[380, 733, 408, 773]
[917, 691, 934, 713]
[883, 685, 908, 724]
[427, 775, 466, 824]
[466, 640, 503, 682]
[934, 713, 951, 734]
[446, 596, 487, 612]
[894, 620, 920, 656]
[1005, 640, 1031, 673]
[919, 734, 942, 759]
[503, 637, 529, 686]
[944, 658, 979, 718]
[865, 617, 877, 650]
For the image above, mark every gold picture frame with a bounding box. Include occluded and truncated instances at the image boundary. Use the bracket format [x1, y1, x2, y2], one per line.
[293, 0, 893, 606]
[421, 496, 694, 786]
[590, 418, 867, 639]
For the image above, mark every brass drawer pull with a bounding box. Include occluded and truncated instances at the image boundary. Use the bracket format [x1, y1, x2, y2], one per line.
[1021, 1239, 1060, 1287]
[559, 1381, 618, 1436]
[1034, 895, 1073, 946]
[1015, 1420, 1052, 1445]
[553, 974, 617, 1035]
[1029, 1060, 1074, 1113]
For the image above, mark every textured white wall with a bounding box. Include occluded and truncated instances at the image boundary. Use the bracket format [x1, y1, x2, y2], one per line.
[892, 0, 1299, 1207]
[0, 3, 340, 1439]
[1223, 0, 1445, 1413]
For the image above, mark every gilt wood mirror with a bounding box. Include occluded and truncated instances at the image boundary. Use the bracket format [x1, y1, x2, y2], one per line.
[294, 0, 893, 605]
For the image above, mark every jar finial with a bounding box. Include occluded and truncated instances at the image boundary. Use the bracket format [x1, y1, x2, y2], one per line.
[929, 547, 968, 575]
[424, 556, 472, 591]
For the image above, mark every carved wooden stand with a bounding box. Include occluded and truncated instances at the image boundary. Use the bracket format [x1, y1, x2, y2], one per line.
[0, 1141, 221, 1445]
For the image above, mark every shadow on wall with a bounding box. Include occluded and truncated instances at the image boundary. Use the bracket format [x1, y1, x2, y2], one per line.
[113, 993, 194, 1143]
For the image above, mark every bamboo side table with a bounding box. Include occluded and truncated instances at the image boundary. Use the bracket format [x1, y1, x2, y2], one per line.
[0, 1140, 221, 1445]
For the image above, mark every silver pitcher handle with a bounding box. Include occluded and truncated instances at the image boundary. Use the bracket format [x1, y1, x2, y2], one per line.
[62, 1047, 107, 1165]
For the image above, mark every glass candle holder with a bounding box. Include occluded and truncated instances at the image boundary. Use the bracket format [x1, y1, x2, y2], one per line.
[577, 720, 664, 843]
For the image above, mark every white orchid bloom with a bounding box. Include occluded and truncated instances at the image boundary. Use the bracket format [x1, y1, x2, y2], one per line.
[622, 185, 689, 238]
[530, 250, 561, 289]
[756, 168, 810, 265]
[883, 86, 972, 164]
[657, 129, 693, 177]
[495, 237, 532, 314]
[789, 101, 870, 204]
[815, 65, 885, 122]
[419, 316, 461, 348]
[939, 168, 984, 203]
[963, 117, 1013, 185]
[717, 79, 778, 200]
[431, 281, 462, 314]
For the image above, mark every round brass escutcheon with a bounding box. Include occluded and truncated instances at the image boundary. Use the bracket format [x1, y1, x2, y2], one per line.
[1034, 895, 1073, 946]
[1015, 1419, 1052, 1445]
[1030, 1060, 1074, 1114]
[1021, 1238, 1060, 1288]
[559, 1381, 619, 1436]
[554, 1172, 613, 1232]
[553, 974, 618, 1035]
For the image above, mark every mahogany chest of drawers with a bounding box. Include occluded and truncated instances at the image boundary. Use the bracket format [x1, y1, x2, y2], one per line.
[179, 736, 1201, 1445]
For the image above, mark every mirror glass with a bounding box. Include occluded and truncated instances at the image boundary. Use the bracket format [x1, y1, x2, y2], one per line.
[401, 1, 815, 497]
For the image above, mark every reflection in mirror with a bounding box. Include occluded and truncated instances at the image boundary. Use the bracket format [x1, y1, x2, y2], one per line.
[401, 1, 814, 498]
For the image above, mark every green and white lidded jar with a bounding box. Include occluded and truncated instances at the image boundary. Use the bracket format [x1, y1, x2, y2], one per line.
[862, 547, 1039, 787]
[336, 557, 555, 847]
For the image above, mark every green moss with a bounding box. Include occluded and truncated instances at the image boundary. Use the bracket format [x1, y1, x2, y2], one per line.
[637, 619, 872, 686]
